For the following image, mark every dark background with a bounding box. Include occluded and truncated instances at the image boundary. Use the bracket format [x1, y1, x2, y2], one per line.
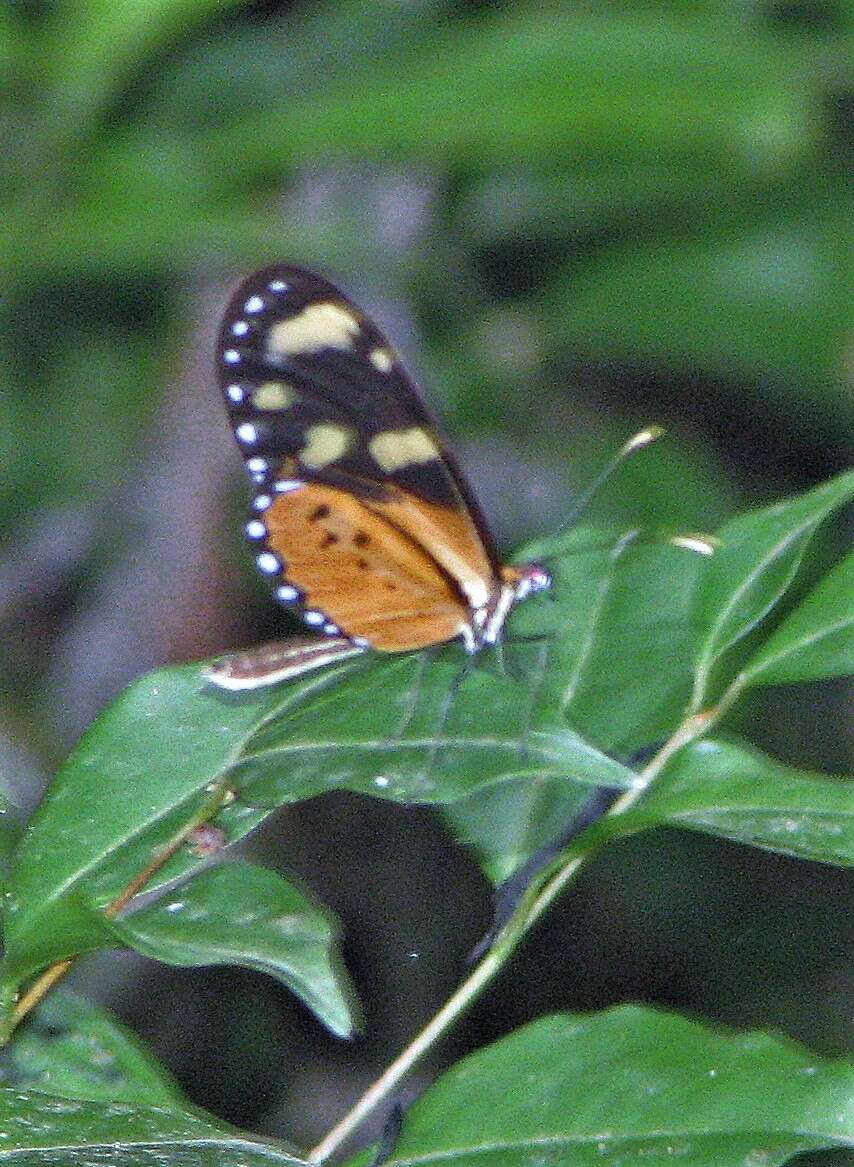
[2, 0, 851, 1151]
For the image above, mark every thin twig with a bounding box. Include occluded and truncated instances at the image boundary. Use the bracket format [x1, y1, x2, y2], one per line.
[1, 780, 233, 1041]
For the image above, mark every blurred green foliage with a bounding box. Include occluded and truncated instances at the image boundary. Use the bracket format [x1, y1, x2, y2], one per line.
[3, 0, 851, 536]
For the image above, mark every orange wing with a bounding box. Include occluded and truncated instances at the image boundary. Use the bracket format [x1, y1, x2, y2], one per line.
[262, 482, 498, 651]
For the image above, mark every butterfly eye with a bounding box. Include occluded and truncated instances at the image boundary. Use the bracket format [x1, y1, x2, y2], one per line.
[517, 565, 552, 599]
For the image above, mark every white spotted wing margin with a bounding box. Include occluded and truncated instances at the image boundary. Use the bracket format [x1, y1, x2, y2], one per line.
[215, 265, 493, 530]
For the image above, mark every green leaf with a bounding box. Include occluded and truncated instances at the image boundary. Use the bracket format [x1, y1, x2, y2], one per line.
[2, 554, 633, 986]
[112, 863, 359, 1038]
[228, 643, 629, 809]
[38, 0, 243, 130]
[692, 470, 854, 708]
[0, 992, 186, 1107]
[1, 666, 296, 983]
[0, 1086, 304, 1165]
[441, 775, 594, 886]
[198, 10, 814, 174]
[740, 550, 854, 687]
[0, 200, 368, 283]
[639, 737, 853, 868]
[140, 0, 439, 135]
[0, 801, 19, 900]
[539, 191, 854, 419]
[365, 1006, 854, 1167]
[418, 524, 709, 883]
[458, 159, 741, 247]
[517, 527, 708, 752]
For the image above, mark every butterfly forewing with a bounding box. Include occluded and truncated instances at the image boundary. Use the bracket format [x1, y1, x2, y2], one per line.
[216, 266, 504, 649]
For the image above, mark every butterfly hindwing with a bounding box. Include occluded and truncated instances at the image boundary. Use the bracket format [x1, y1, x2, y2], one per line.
[261, 481, 471, 650]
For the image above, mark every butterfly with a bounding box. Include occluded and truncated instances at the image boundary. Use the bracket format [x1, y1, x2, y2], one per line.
[209, 265, 551, 689]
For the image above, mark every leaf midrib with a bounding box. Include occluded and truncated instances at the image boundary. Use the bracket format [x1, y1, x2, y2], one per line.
[744, 614, 853, 682]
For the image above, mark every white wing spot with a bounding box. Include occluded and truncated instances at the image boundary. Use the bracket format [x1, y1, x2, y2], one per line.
[253, 381, 297, 411]
[274, 478, 303, 493]
[245, 520, 267, 539]
[223, 349, 241, 364]
[231, 321, 249, 337]
[268, 279, 288, 293]
[226, 384, 244, 403]
[244, 295, 264, 314]
[276, 585, 299, 603]
[256, 552, 281, 575]
[369, 347, 394, 373]
[253, 494, 272, 510]
[303, 610, 325, 626]
[236, 422, 258, 444]
[246, 456, 268, 473]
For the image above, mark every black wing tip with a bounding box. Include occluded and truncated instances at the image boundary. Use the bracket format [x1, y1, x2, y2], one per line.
[217, 264, 362, 353]
[224, 263, 347, 308]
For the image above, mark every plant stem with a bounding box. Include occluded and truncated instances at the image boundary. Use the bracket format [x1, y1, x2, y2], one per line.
[5, 960, 74, 1034]
[0, 781, 233, 1042]
[308, 935, 509, 1163]
[309, 687, 740, 1163]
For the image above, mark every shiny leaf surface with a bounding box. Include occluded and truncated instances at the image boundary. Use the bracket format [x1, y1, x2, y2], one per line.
[740, 551, 854, 687]
[0, 992, 185, 1107]
[0, 1087, 303, 1165]
[362, 1006, 854, 1167]
[692, 471, 854, 705]
[113, 863, 358, 1038]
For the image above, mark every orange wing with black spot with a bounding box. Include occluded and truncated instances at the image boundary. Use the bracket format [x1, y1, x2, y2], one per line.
[216, 266, 511, 653]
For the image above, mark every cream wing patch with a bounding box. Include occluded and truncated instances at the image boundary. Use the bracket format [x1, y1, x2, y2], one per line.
[267, 301, 360, 356]
[253, 381, 298, 410]
[369, 427, 441, 472]
[300, 422, 355, 469]
[369, 347, 394, 373]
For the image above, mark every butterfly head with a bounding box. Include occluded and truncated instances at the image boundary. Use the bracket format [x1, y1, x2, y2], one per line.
[508, 562, 552, 602]
[460, 562, 551, 654]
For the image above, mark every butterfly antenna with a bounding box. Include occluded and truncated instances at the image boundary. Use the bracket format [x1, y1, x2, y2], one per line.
[553, 424, 665, 537]
[532, 527, 719, 568]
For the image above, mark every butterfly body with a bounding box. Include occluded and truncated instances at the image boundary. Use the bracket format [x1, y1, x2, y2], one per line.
[216, 265, 549, 674]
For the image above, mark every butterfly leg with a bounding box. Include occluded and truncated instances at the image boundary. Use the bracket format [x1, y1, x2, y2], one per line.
[465, 739, 664, 964]
[367, 1102, 404, 1167]
[491, 629, 553, 683]
[421, 649, 476, 785]
[510, 637, 551, 768]
[493, 637, 508, 677]
[388, 647, 435, 742]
